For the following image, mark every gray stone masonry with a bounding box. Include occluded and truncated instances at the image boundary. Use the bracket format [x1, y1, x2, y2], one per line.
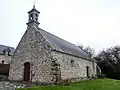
[9, 26, 97, 83]
[51, 51, 97, 81]
[9, 26, 54, 83]
[0, 55, 11, 64]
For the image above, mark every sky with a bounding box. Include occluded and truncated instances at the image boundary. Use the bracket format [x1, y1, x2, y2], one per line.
[0, 0, 120, 54]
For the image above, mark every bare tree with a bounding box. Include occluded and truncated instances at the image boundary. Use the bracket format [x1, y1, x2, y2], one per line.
[78, 45, 95, 58]
[84, 46, 95, 58]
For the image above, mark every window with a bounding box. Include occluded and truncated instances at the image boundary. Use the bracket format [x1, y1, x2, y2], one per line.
[35, 14, 38, 17]
[35, 18, 38, 21]
[2, 60, 4, 64]
[71, 60, 74, 67]
[30, 14, 33, 20]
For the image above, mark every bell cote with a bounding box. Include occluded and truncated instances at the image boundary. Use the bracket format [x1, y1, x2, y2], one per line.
[27, 5, 40, 27]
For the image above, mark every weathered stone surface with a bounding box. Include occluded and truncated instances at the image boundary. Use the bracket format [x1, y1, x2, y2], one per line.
[9, 25, 97, 83]
[9, 26, 53, 83]
[0, 55, 11, 64]
[51, 51, 97, 81]
[0, 81, 25, 90]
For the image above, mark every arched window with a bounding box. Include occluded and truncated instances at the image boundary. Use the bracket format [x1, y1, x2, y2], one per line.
[35, 18, 38, 21]
[2, 60, 4, 64]
[30, 14, 33, 21]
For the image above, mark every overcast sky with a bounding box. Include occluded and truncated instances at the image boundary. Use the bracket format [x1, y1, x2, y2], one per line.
[0, 0, 120, 54]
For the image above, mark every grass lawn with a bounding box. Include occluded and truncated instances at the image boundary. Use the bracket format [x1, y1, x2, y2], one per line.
[17, 78, 120, 90]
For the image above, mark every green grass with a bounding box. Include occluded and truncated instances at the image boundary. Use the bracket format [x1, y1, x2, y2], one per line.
[17, 78, 120, 90]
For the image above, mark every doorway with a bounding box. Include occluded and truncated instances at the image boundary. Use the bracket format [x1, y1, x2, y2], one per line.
[24, 62, 30, 81]
[86, 66, 90, 78]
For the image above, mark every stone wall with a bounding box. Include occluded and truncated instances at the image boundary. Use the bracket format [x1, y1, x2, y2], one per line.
[8, 25, 97, 83]
[51, 51, 97, 81]
[9, 26, 53, 83]
[0, 55, 11, 64]
[0, 81, 25, 90]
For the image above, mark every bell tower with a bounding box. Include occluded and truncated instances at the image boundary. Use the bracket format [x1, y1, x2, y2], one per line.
[27, 5, 40, 27]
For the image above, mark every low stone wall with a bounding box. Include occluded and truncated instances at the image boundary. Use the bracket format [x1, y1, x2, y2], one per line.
[0, 81, 26, 90]
[0, 81, 54, 90]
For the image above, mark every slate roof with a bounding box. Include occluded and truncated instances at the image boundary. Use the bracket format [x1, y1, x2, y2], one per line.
[0, 45, 15, 55]
[38, 28, 90, 60]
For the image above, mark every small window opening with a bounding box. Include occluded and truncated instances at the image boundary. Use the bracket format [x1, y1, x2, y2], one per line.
[35, 18, 38, 21]
[71, 60, 74, 67]
[35, 14, 38, 17]
[30, 14, 33, 20]
[30, 17, 32, 20]
[2, 60, 4, 64]
[52, 61, 58, 66]
[52, 61, 55, 64]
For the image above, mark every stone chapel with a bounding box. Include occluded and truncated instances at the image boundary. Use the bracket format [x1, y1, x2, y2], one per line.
[9, 6, 97, 83]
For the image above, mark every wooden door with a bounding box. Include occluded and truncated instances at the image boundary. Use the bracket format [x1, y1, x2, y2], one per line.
[24, 62, 30, 81]
[86, 66, 90, 78]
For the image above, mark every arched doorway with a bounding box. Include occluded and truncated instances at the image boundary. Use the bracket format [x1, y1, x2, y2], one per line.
[24, 62, 30, 81]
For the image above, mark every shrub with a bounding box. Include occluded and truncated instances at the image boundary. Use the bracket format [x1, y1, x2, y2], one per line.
[0, 75, 8, 81]
[91, 75, 97, 79]
[55, 79, 72, 85]
[97, 74, 106, 78]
